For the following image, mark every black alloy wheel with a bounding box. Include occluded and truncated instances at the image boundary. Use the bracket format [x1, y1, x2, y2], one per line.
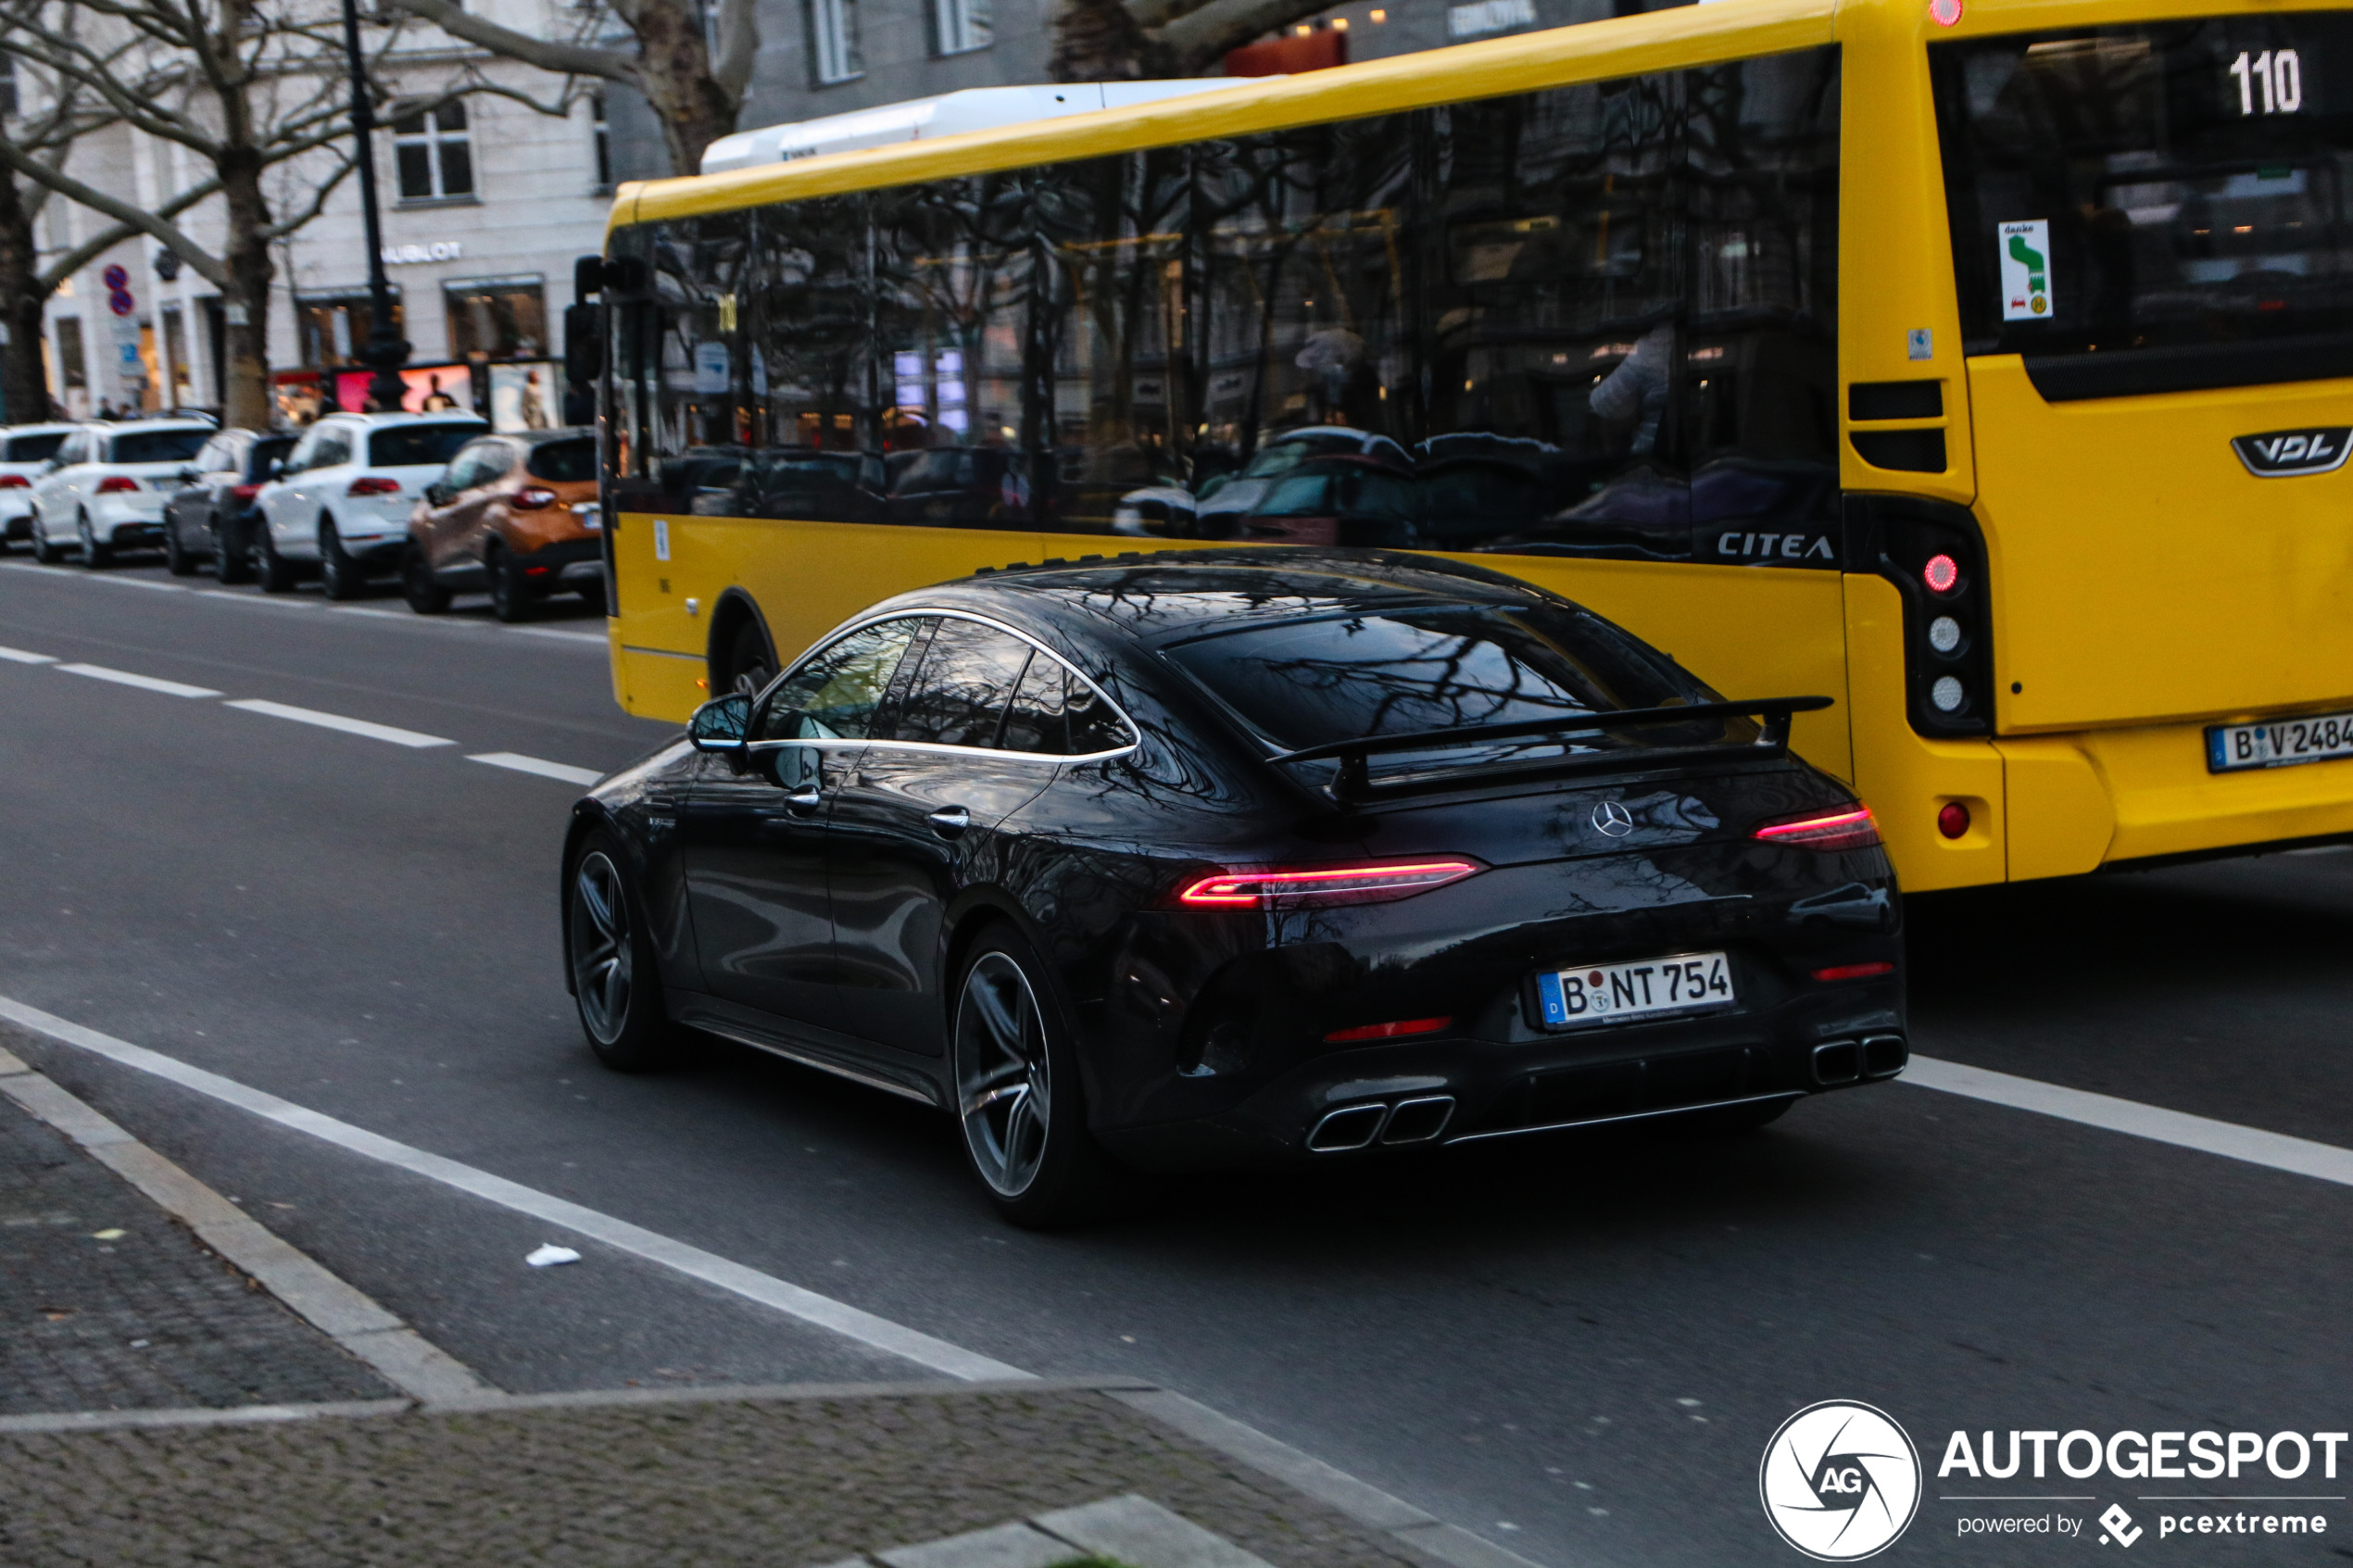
[28, 510, 62, 564]
[212, 517, 251, 583]
[568, 836, 683, 1072]
[488, 546, 532, 623]
[251, 526, 297, 594]
[401, 543, 451, 614]
[77, 511, 112, 569]
[950, 926, 1116, 1228]
[162, 520, 195, 576]
[319, 518, 363, 601]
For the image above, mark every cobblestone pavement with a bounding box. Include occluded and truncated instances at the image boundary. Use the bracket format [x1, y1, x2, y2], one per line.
[0, 1090, 395, 1416]
[0, 1387, 1428, 1568]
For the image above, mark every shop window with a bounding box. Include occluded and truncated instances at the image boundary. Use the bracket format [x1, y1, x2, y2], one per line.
[445, 278, 547, 360]
[56, 317, 86, 392]
[296, 291, 402, 368]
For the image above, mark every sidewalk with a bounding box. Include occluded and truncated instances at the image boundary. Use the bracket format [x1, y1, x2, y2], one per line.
[0, 1044, 1515, 1568]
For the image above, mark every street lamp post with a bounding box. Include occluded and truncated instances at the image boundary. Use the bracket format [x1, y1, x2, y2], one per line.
[338, 0, 410, 413]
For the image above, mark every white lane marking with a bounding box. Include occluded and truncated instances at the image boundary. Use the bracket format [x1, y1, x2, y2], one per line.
[0, 646, 57, 664]
[508, 625, 608, 645]
[467, 752, 603, 786]
[1906, 1055, 2353, 1189]
[0, 995, 1029, 1383]
[54, 662, 221, 698]
[222, 697, 454, 749]
[94, 577, 187, 593]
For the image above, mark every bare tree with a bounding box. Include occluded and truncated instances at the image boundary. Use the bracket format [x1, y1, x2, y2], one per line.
[1050, 0, 1339, 82]
[375, 0, 755, 178]
[0, 0, 483, 424]
[0, 46, 220, 420]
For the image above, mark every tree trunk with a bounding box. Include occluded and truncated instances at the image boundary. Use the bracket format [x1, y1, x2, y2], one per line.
[218, 149, 275, 430]
[631, 0, 741, 176]
[1049, 0, 1157, 82]
[0, 169, 51, 423]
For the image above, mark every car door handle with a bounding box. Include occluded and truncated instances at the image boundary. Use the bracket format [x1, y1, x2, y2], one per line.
[926, 806, 973, 837]
[782, 786, 824, 813]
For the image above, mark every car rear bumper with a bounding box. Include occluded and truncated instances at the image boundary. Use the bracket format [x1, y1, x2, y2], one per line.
[1093, 981, 1906, 1172]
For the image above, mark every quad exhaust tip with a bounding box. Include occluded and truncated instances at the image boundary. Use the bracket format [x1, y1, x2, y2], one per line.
[1813, 1034, 1907, 1087]
[1306, 1095, 1456, 1153]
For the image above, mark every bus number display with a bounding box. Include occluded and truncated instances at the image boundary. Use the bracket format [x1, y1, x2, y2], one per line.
[2229, 49, 2303, 115]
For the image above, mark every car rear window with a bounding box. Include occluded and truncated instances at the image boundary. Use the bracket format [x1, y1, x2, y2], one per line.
[248, 436, 296, 478]
[371, 423, 486, 467]
[1164, 603, 1724, 764]
[109, 430, 211, 464]
[1932, 12, 2353, 395]
[6, 433, 67, 462]
[524, 439, 596, 483]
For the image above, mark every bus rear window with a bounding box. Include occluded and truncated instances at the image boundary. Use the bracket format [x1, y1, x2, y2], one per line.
[1932, 14, 2353, 397]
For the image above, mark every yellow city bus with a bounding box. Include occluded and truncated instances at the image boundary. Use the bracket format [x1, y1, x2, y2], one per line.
[585, 0, 2353, 891]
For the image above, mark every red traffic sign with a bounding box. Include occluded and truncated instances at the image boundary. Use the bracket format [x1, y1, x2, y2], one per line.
[102, 264, 130, 289]
[108, 289, 135, 317]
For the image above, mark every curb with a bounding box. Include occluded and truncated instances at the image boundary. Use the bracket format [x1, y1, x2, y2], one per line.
[0, 1044, 490, 1403]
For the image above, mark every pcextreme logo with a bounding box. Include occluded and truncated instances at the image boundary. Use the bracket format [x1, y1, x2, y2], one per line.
[1760, 1401, 1924, 1561]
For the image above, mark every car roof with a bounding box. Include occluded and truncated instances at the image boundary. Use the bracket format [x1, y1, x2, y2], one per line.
[911, 548, 1558, 646]
[319, 411, 488, 428]
[1, 422, 79, 437]
[510, 427, 593, 444]
[92, 420, 214, 436]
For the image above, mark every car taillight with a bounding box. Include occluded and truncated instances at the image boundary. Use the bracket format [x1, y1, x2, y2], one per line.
[346, 476, 400, 496]
[1324, 1016, 1453, 1043]
[230, 483, 262, 502]
[95, 476, 138, 494]
[1751, 805, 1882, 851]
[0, 474, 28, 489]
[511, 486, 560, 510]
[1812, 961, 1895, 982]
[1177, 859, 1486, 908]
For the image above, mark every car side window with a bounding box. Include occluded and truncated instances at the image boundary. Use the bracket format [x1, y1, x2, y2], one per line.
[999, 654, 1133, 757]
[314, 429, 352, 469]
[441, 444, 490, 493]
[474, 442, 517, 485]
[756, 618, 925, 743]
[282, 430, 319, 475]
[890, 619, 1038, 749]
[191, 437, 223, 472]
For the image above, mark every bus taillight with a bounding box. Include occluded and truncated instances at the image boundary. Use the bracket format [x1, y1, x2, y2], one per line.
[1922, 554, 1960, 594]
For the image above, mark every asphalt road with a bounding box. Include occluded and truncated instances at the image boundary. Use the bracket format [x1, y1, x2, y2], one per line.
[2, 549, 2347, 1568]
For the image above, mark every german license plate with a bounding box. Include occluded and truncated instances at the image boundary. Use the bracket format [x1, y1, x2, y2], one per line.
[2207, 710, 2353, 772]
[1535, 951, 1734, 1029]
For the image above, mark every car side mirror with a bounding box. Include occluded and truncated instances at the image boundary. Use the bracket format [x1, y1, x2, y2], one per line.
[563, 301, 604, 387]
[267, 458, 285, 478]
[687, 693, 752, 755]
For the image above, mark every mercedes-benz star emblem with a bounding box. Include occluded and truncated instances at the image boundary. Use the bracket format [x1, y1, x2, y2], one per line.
[1592, 800, 1635, 837]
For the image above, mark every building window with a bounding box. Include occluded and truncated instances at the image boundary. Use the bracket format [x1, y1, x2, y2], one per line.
[394, 102, 475, 203]
[296, 290, 403, 368]
[931, 0, 989, 55]
[446, 277, 547, 361]
[589, 92, 611, 189]
[807, 0, 862, 84]
[0, 55, 19, 119]
[55, 317, 85, 391]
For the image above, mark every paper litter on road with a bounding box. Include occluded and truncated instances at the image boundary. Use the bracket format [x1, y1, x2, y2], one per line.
[525, 1244, 582, 1267]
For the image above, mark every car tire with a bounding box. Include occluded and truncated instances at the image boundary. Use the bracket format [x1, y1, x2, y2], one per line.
[252, 524, 297, 594]
[575, 572, 608, 616]
[162, 522, 196, 576]
[487, 545, 532, 622]
[77, 511, 112, 570]
[724, 620, 774, 696]
[568, 834, 687, 1073]
[319, 517, 363, 601]
[401, 543, 451, 614]
[950, 923, 1121, 1229]
[28, 509, 62, 565]
[212, 517, 252, 583]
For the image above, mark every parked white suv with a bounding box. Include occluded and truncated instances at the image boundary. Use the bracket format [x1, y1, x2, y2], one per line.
[0, 423, 77, 551]
[253, 412, 485, 596]
[28, 420, 217, 567]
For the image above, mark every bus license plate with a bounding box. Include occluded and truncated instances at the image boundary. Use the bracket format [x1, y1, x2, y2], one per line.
[1536, 951, 1733, 1029]
[2207, 711, 2353, 773]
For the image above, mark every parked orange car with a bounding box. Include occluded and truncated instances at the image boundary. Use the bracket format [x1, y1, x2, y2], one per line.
[402, 429, 604, 621]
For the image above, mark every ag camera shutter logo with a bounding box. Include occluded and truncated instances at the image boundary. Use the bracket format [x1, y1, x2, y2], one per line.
[1760, 1401, 1922, 1561]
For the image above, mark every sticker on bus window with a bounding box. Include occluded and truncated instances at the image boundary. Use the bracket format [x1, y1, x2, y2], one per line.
[1997, 220, 2052, 320]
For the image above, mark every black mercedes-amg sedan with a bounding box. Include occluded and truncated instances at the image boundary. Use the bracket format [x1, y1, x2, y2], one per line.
[562, 550, 1904, 1225]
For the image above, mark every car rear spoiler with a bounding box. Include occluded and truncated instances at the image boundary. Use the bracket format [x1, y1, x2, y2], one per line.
[1266, 696, 1835, 798]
